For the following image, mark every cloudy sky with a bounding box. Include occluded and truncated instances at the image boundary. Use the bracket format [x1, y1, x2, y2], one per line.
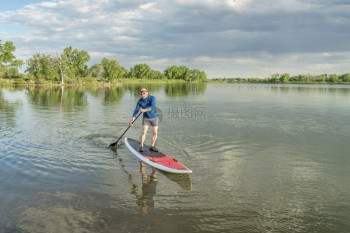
[0, 0, 349, 78]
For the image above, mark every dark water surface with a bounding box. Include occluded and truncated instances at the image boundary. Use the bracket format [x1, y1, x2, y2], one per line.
[1, 84, 349, 232]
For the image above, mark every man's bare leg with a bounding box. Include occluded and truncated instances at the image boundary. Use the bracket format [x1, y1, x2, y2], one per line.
[151, 126, 158, 147]
[140, 125, 148, 147]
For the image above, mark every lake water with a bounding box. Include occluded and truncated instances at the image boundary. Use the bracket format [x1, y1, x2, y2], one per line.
[1, 83, 350, 233]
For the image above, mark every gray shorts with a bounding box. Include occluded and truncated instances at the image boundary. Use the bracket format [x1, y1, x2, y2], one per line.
[142, 117, 159, 126]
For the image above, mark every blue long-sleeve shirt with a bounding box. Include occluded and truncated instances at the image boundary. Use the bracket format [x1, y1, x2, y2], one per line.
[132, 95, 158, 119]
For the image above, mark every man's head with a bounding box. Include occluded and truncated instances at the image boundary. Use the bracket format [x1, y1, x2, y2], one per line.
[140, 88, 148, 98]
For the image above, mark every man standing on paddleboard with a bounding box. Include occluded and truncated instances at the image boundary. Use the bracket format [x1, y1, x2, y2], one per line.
[130, 88, 159, 152]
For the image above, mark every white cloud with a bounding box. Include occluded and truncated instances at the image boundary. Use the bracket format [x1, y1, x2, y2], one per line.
[175, 0, 250, 11]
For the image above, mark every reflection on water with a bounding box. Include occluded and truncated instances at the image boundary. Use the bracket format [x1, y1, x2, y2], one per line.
[160, 171, 192, 191]
[138, 163, 158, 215]
[269, 84, 350, 96]
[1, 83, 350, 232]
[164, 82, 207, 96]
[25, 86, 126, 109]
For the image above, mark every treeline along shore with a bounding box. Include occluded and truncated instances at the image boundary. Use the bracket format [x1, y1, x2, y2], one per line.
[0, 40, 206, 86]
[1, 40, 349, 86]
[211, 73, 350, 84]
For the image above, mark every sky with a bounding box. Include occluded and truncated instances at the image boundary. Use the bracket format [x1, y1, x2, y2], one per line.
[0, 0, 349, 78]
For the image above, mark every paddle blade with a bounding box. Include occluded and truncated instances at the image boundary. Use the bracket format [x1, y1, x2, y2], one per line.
[109, 142, 117, 147]
[109, 138, 122, 147]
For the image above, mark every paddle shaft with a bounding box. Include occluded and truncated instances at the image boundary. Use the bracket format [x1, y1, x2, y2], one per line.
[109, 112, 142, 147]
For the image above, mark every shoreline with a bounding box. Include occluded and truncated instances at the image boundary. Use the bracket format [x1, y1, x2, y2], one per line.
[1, 77, 350, 87]
[0, 78, 193, 87]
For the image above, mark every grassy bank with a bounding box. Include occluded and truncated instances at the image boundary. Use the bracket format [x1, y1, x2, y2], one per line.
[0, 77, 194, 87]
[208, 73, 350, 84]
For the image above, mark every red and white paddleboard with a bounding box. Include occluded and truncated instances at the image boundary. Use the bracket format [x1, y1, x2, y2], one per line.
[124, 138, 192, 174]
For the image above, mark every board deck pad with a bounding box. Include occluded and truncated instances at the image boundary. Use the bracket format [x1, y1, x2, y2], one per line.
[125, 138, 192, 174]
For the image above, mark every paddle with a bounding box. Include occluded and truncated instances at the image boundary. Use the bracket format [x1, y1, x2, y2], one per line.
[109, 112, 142, 147]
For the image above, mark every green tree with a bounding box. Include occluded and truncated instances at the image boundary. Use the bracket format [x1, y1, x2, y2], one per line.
[0, 40, 15, 64]
[314, 74, 327, 83]
[164, 65, 191, 80]
[26, 53, 59, 81]
[279, 73, 290, 83]
[339, 73, 350, 83]
[60, 46, 90, 78]
[328, 74, 339, 83]
[89, 63, 103, 79]
[53, 46, 91, 84]
[269, 73, 279, 83]
[0, 40, 23, 78]
[190, 68, 207, 81]
[150, 70, 165, 79]
[128, 64, 152, 79]
[73, 49, 90, 78]
[100, 58, 126, 81]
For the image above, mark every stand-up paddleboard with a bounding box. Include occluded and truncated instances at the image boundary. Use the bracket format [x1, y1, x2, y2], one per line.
[125, 138, 192, 174]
